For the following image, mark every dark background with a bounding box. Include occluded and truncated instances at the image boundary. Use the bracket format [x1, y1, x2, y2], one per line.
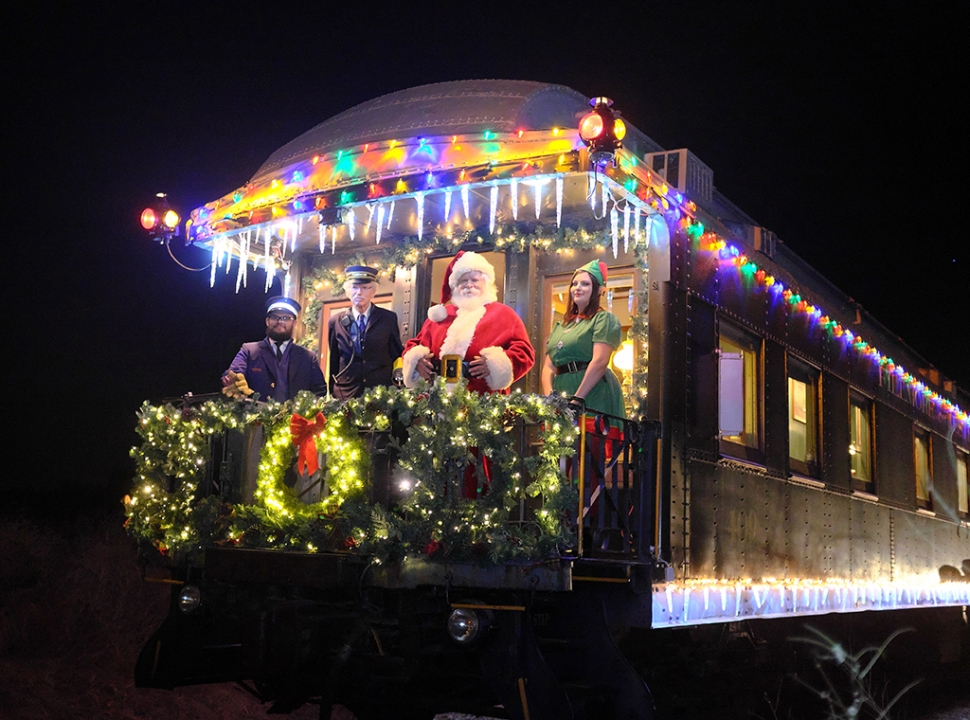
[6, 1, 966, 513]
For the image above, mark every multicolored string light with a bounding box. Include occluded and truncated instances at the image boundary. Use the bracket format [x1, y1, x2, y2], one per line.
[688, 222, 969, 430]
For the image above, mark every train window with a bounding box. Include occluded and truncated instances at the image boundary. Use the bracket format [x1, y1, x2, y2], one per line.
[914, 428, 933, 510]
[719, 323, 762, 459]
[849, 393, 874, 491]
[788, 361, 819, 477]
[957, 451, 969, 517]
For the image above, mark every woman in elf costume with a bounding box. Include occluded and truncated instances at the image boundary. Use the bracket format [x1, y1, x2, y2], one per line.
[541, 259, 625, 417]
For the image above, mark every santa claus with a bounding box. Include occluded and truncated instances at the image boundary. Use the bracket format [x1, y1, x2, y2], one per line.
[402, 251, 535, 393]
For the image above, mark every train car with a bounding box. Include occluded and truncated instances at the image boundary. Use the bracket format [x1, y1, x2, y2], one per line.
[129, 80, 970, 719]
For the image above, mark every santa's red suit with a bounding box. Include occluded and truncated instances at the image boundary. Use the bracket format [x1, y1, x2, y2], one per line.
[401, 251, 535, 393]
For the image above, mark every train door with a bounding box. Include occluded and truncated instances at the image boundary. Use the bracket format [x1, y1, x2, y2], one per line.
[318, 292, 395, 388]
[540, 265, 638, 409]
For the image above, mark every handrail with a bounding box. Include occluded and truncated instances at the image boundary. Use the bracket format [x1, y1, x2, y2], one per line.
[566, 410, 661, 562]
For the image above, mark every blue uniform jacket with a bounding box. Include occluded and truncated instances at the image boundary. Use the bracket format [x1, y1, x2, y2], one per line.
[224, 337, 326, 402]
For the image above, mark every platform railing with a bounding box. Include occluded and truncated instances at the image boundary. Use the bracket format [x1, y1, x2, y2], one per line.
[187, 392, 660, 563]
[569, 409, 660, 561]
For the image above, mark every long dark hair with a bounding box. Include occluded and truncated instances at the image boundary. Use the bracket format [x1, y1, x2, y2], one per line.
[563, 269, 603, 323]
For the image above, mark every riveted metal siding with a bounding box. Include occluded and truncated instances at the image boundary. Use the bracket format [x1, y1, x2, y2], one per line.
[875, 402, 916, 507]
[822, 372, 852, 490]
[849, 497, 892, 581]
[764, 340, 789, 477]
[687, 297, 718, 457]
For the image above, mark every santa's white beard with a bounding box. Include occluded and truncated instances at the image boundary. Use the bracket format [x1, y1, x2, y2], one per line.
[451, 284, 498, 311]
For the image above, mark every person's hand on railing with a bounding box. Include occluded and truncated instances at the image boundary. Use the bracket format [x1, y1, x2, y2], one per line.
[567, 395, 586, 418]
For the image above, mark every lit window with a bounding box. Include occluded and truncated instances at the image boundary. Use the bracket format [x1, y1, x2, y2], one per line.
[719, 325, 761, 454]
[849, 393, 873, 489]
[914, 428, 932, 510]
[788, 362, 819, 476]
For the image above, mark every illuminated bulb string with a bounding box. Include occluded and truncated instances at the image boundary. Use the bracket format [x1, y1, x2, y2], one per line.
[376, 205, 385, 245]
[556, 176, 563, 228]
[699, 231, 968, 428]
[416, 192, 425, 241]
[489, 184, 498, 233]
[510, 178, 518, 220]
[623, 204, 631, 254]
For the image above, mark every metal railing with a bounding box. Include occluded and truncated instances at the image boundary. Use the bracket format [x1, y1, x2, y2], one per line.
[191, 394, 660, 563]
[568, 409, 660, 561]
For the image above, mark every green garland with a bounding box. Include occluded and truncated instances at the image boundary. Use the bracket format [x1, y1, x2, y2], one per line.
[298, 225, 619, 350]
[125, 384, 577, 563]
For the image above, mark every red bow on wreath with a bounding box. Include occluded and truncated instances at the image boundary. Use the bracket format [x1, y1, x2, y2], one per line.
[290, 411, 327, 476]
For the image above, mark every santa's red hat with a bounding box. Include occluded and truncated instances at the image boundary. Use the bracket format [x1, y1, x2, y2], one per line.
[429, 251, 496, 321]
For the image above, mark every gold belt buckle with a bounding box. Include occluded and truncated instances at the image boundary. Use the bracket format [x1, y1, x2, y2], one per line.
[441, 354, 462, 383]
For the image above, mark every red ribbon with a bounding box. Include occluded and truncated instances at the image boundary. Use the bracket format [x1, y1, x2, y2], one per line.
[290, 411, 327, 476]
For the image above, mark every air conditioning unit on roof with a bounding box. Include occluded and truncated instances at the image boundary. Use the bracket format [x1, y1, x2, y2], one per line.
[644, 149, 713, 205]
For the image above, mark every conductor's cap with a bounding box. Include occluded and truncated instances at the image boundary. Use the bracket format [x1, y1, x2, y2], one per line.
[345, 265, 379, 284]
[266, 296, 301, 316]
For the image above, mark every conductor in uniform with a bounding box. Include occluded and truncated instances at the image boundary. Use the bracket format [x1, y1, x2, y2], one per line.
[328, 265, 404, 400]
[221, 296, 327, 402]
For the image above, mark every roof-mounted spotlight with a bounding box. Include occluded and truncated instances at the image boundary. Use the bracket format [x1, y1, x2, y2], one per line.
[579, 97, 626, 169]
[140, 193, 181, 242]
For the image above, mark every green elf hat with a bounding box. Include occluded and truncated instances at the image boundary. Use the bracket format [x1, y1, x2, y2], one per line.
[578, 259, 608, 285]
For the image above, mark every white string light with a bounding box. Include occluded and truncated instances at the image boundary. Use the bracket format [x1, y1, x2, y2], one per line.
[344, 208, 356, 241]
[511, 178, 518, 220]
[364, 203, 376, 234]
[415, 192, 425, 241]
[489, 184, 498, 233]
[556, 176, 563, 228]
[623, 203, 631, 254]
[610, 207, 619, 258]
[376, 204, 385, 245]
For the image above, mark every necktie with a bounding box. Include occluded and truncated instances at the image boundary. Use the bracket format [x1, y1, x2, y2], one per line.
[275, 342, 283, 362]
[356, 314, 367, 352]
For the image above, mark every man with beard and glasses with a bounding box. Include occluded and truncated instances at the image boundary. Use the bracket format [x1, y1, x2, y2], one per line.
[401, 251, 534, 395]
[221, 296, 326, 402]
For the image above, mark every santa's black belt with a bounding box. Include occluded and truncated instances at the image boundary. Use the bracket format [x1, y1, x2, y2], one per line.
[556, 361, 590, 375]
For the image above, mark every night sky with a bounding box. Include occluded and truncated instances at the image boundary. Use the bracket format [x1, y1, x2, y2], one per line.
[8, 2, 966, 512]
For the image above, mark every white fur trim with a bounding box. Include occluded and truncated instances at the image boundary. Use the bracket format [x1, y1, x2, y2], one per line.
[428, 304, 448, 322]
[480, 346, 514, 390]
[439, 305, 487, 359]
[448, 251, 495, 288]
[402, 344, 430, 388]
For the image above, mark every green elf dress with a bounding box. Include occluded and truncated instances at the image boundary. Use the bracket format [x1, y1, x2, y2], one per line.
[546, 310, 626, 417]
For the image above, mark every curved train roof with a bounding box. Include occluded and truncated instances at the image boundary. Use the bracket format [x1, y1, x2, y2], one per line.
[253, 80, 594, 181]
